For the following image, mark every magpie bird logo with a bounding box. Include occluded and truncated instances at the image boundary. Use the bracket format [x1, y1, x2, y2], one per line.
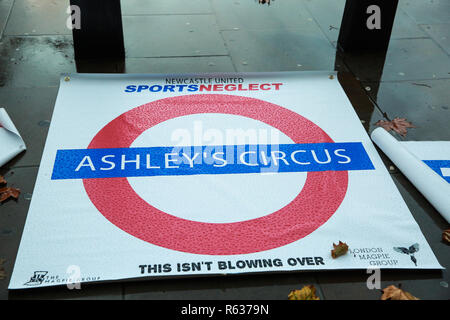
[393, 243, 419, 266]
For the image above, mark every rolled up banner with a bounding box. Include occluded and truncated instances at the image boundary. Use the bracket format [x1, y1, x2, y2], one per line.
[371, 127, 450, 223]
[0, 108, 26, 167]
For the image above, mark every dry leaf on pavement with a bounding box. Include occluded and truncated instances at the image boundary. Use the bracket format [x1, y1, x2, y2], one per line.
[442, 229, 450, 244]
[381, 285, 419, 300]
[0, 187, 21, 203]
[375, 117, 415, 137]
[0, 259, 6, 280]
[0, 175, 6, 185]
[331, 241, 349, 259]
[288, 285, 320, 300]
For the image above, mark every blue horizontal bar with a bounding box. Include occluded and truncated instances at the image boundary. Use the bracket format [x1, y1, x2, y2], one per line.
[423, 160, 450, 183]
[51, 142, 374, 180]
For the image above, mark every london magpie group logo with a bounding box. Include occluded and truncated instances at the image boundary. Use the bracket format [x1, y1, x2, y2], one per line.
[394, 243, 419, 266]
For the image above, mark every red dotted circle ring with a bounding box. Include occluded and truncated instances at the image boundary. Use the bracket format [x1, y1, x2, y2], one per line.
[83, 94, 348, 255]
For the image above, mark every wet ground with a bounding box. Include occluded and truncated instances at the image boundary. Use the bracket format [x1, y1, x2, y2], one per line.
[0, 0, 449, 299]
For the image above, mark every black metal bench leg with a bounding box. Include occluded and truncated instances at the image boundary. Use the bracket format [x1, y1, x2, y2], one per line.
[337, 0, 399, 52]
[69, 0, 125, 60]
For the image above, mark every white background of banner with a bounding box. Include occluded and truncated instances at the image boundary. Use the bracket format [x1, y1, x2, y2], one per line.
[9, 72, 442, 289]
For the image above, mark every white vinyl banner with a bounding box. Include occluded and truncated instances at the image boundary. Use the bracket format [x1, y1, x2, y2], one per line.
[371, 128, 450, 223]
[9, 72, 442, 289]
[0, 108, 26, 167]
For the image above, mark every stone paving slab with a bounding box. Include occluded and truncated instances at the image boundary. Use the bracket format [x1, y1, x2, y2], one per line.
[4, 0, 70, 36]
[303, 0, 427, 46]
[212, 0, 319, 31]
[363, 79, 450, 141]
[401, 0, 450, 25]
[0, 86, 57, 168]
[421, 23, 450, 55]
[125, 56, 236, 73]
[0, 0, 12, 38]
[222, 28, 335, 72]
[342, 38, 450, 82]
[0, 35, 75, 88]
[122, 15, 228, 58]
[121, 0, 213, 15]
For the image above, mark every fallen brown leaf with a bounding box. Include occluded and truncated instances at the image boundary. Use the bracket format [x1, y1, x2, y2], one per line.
[375, 117, 415, 137]
[0, 187, 20, 203]
[0, 259, 6, 280]
[0, 175, 6, 185]
[331, 241, 348, 259]
[443, 229, 450, 244]
[288, 285, 320, 300]
[381, 285, 419, 300]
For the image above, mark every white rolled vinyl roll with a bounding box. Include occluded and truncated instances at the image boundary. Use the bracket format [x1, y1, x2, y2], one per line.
[371, 127, 450, 223]
[0, 108, 26, 167]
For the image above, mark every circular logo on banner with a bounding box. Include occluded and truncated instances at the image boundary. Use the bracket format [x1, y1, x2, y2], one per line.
[83, 94, 348, 255]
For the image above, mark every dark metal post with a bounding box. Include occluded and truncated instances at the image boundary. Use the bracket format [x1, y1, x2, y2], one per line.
[338, 0, 399, 52]
[69, 0, 125, 60]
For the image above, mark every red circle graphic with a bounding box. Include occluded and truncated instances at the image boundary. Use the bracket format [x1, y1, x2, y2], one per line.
[83, 94, 348, 255]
